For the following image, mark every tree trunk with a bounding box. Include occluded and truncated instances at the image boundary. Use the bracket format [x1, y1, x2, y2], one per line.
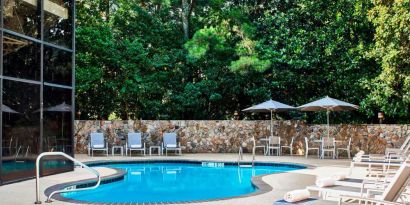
[181, 0, 190, 40]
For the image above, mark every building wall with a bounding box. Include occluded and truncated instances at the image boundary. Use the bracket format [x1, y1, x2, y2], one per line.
[75, 120, 409, 155]
[1, 0, 75, 184]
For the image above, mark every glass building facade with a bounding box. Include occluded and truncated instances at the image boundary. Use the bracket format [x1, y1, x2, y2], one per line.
[0, 0, 75, 184]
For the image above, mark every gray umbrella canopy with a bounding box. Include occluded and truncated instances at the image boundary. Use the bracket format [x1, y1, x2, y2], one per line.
[2, 104, 19, 113]
[43, 102, 72, 138]
[243, 99, 295, 136]
[298, 96, 358, 138]
[44, 102, 72, 112]
[298, 96, 358, 111]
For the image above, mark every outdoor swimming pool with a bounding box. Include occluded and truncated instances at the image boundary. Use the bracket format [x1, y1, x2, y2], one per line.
[61, 161, 305, 203]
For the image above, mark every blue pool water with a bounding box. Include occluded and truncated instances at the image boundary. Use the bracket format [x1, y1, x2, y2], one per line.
[62, 162, 304, 203]
[2, 160, 70, 174]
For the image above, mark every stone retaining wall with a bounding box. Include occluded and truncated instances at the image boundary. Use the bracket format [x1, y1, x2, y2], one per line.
[75, 120, 410, 155]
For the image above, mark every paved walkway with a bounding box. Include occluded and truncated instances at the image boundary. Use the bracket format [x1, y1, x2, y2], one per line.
[0, 154, 366, 205]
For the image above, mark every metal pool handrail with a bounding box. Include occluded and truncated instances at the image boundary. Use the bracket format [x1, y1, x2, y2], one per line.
[237, 136, 256, 167]
[35, 152, 101, 204]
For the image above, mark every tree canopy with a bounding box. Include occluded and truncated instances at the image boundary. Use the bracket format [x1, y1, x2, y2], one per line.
[76, 0, 410, 123]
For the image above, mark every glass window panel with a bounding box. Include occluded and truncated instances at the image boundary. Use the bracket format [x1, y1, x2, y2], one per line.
[3, 0, 41, 38]
[1, 80, 40, 183]
[3, 34, 41, 81]
[44, 0, 73, 48]
[43, 86, 72, 154]
[44, 46, 72, 86]
[42, 86, 73, 175]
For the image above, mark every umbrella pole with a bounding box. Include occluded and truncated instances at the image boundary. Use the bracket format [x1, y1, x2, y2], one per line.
[327, 110, 330, 139]
[270, 110, 273, 136]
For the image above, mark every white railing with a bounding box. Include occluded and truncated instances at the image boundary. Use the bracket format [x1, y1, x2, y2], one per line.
[35, 152, 101, 204]
[237, 136, 256, 167]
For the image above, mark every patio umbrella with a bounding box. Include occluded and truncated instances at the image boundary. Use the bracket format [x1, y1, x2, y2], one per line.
[2, 104, 19, 113]
[242, 99, 295, 136]
[43, 102, 72, 139]
[298, 96, 358, 139]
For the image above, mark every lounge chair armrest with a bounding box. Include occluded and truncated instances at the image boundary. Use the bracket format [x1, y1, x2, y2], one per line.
[367, 188, 384, 197]
[339, 195, 403, 205]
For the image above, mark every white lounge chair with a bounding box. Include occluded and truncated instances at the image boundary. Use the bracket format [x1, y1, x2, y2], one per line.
[305, 137, 320, 158]
[162, 133, 182, 156]
[339, 161, 410, 204]
[267, 136, 281, 156]
[349, 153, 407, 176]
[126, 132, 146, 156]
[88, 132, 108, 157]
[281, 136, 294, 156]
[385, 135, 410, 156]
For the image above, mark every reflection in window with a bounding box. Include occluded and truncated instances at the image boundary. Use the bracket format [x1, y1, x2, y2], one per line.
[3, 0, 41, 38]
[43, 86, 72, 154]
[2, 80, 40, 183]
[44, 0, 73, 48]
[44, 46, 72, 86]
[42, 86, 73, 176]
[3, 34, 41, 81]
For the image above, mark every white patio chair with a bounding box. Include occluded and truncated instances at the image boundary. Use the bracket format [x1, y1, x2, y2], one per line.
[267, 136, 281, 156]
[126, 132, 146, 156]
[88, 132, 108, 157]
[321, 137, 336, 159]
[254, 136, 266, 154]
[162, 133, 182, 156]
[337, 137, 352, 159]
[281, 136, 294, 156]
[305, 137, 320, 158]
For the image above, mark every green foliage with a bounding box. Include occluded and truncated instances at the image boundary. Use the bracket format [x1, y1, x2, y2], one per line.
[229, 56, 270, 73]
[76, 0, 410, 123]
[362, 0, 410, 121]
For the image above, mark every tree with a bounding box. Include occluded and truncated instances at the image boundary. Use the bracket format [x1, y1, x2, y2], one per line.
[362, 0, 410, 122]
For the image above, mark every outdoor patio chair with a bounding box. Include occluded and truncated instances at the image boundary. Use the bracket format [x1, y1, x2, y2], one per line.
[321, 137, 336, 159]
[385, 135, 410, 156]
[254, 136, 266, 155]
[126, 132, 146, 156]
[305, 137, 320, 158]
[267, 136, 281, 156]
[162, 133, 182, 156]
[281, 136, 294, 156]
[349, 153, 407, 176]
[307, 162, 410, 202]
[336, 137, 352, 159]
[88, 132, 108, 157]
[338, 161, 410, 205]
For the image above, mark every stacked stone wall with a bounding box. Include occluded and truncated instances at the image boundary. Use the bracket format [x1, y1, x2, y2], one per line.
[75, 120, 410, 155]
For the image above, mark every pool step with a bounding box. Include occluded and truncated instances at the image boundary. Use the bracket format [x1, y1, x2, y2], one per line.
[239, 165, 252, 168]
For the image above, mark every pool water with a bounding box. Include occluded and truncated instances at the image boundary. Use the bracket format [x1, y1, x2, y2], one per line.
[62, 162, 304, 203]
[2, 160, 71, 174]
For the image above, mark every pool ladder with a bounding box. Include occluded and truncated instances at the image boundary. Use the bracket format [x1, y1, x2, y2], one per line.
[237, 137, 256, 168]
[35, 152, 101, 204]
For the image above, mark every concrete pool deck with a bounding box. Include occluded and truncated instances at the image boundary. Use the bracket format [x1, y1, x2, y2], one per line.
[0, 154, 367, 205]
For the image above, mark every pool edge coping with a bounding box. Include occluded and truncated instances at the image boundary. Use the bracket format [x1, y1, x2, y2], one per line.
[45, 159, 315, 205]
